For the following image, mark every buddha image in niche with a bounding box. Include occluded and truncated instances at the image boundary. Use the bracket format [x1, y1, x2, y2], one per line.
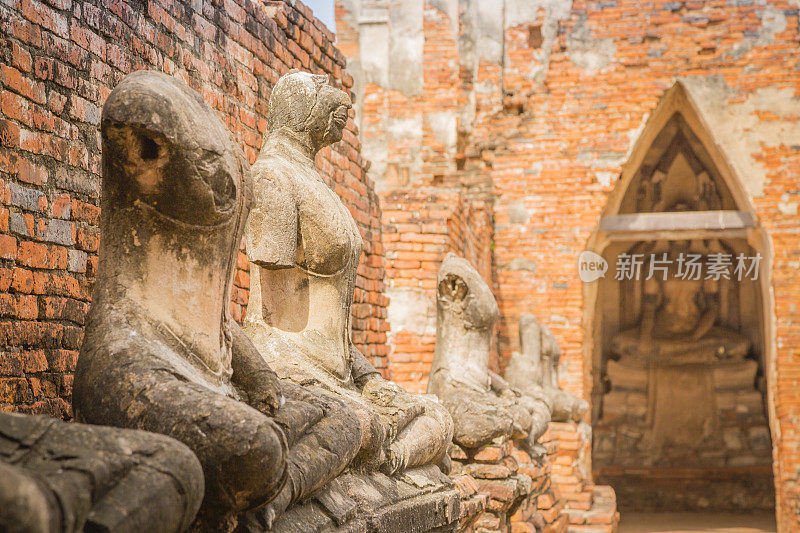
[612, 239, 749, 364]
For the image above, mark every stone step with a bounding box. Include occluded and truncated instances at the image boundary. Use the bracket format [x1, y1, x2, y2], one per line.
[566, 525, 616, 533]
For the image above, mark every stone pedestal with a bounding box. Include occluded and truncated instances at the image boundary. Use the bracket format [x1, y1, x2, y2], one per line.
[595, 359, 773, 511]
[268, 466, 461, 533]
[509, 441, 560, 533]
[453, 474, 488, 531]
[448, 423, 619, 533]
[450, 439, 536, 533]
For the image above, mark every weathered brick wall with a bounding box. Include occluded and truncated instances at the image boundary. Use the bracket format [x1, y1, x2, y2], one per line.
[337, 0, 496, 393]
[0, 0, 388, 417]
[382, 187, 492, 392]
[339, 0, 800, 528]
[754, 144, 800, 528]
[481, 2, 799, 528]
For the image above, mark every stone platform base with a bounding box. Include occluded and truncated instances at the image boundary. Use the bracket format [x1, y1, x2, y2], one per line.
[449, 420, 619, 533]
[451, 474, 488, 531]
[564, 486, 619, 533]
[451, 439, 536, 532]
[596, 465, 774, 512]
[268, 466, 461, 532]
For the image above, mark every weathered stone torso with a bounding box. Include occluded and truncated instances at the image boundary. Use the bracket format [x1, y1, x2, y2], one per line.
[247, 134, 362, 384]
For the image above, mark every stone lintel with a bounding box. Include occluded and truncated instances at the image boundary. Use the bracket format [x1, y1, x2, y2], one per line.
[598, 210, 755, 233]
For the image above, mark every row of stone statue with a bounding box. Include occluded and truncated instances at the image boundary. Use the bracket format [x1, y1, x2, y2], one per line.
[0, 71, 585, 533]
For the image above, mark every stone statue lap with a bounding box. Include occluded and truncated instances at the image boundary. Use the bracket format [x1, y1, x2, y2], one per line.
[0, 411, 203, 532]
[427, 253, 551, 454]
[74, 71, 361, 530]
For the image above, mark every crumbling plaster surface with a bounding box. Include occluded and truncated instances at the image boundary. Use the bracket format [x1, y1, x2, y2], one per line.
[728, 5, 788, 60]
[429, 0, 459, 36]
[389, 0, 424, 97]
[337, 0, 366, 133]
[681, 76, 800, 198]
[475, 0, 505, 64]
[426, 112, 459, 155]
[386, 287, 437, 337]
[358, 4, 390, 88]
[566, 15, 616, 76]
[345, 0, 800, 201]
[505, 0, 575, 81]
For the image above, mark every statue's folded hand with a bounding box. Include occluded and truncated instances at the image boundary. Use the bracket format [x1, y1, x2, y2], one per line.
[247, 376, 285, 416]
[229, 320, 285, 415]
[361, 377, 424, 438]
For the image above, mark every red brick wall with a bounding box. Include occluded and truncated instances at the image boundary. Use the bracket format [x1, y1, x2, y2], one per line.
[382, 187, 493, 392]
[340, 0, 800, 527]
[0, 0, 388, 417]
[481, 4, 799, 527]
[754, 144, 800, 528]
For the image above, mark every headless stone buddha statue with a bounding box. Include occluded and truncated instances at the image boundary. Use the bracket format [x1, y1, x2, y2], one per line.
[0, 411, 203, 532]
[74, 71, 361, 529]
[505, 314, 589, 423]
[611, 240, 749, 364]
[243, 71, 453, 483]
[428, 253, 550, 452]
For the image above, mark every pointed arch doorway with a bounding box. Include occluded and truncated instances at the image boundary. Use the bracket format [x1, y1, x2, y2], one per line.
[583, 82, 777, 513]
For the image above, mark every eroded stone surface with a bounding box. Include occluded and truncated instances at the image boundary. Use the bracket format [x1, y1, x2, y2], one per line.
[0, 411, 203, 533]
[428, 253, 550, 452]
[74, 71, 360, 529]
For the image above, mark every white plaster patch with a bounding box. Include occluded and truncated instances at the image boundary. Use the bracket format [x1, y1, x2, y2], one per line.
[362, 136, 388, 190]
[593, 152, 627, 169]
[476, 0, 505, 63]
[387, 117, 423, 139]
[508, 201, 532, 224]
[549, 314, 570, 328]
[426, 112, 458, 153]
[428, 0, 459, 36]
[595, 171, 616, 187]
[508, 258, 538, 272]
[475, 79, 500, 95]
[359, 16, 390, 87]
[505, 0, 572, 27]
[682, 77, 800, 197]
[778, 193, 799, 215]
[728, 5, 787, 59]
[760, 6, 788, 38]
[389, 0, 424, 96]
[386, 287, 436, 336]
[625, 112, 649, 160]
[566, 16, 616, 75]
[459, 90, 477, 135]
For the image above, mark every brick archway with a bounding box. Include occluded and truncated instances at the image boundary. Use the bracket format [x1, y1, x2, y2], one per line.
[583, 81, 777, 517]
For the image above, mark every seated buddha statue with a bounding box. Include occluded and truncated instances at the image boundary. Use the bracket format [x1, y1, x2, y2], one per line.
[611, 240, 749, 365]
[608, 240, 751, 451]
[505, 313, 589, 423]
[428, 254, 550, 453]
[0, 411, 203, 533]
[74, 71, 362, 529]
[243, 72, 453, 489]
